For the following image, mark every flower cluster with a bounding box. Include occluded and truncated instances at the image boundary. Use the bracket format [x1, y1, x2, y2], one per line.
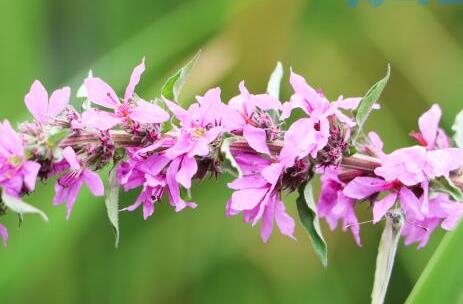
[1, 57, 463, 255]
[326, 105, 463, 248]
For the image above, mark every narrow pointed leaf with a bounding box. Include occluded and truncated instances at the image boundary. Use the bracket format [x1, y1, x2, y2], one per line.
[371, 209, 404, 304]
[430, 176, 463, 201]
[296, 181, 328, 266]
[105, 167, 120, 247]
[220, 137, 241, 177]
[452, 109, 463, 148]
[353, 64, 390, 143]
[1, 192, 48, 222]
[161, 51, 201, 102]
[267, 61, 283, 99]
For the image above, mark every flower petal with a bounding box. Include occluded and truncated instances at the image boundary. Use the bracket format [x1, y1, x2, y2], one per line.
[343, 176, 389, 199]
[22, 161, 41, 192]
[228, 175, 268, 190]
[62, 147, 80, 170]
[124, 58, 145, 102]
[129, 100, 170, 124]
[163, 97, 188, 122]
[243, 124, 270, 155]
[81, 109, 122, 130]
[48, 86, 70, 117]
[83, 170, 104, 197]
[260, 203, 275, 243]
[230, 188, 268, 211]
[25, 80, 48, 123]
[279, 118, 317, 165]
[274, 198, 296, 240]
[0, 120, 24, 157]
[373, 192, 398, 223]
[175, 156, 198, 189]
[84, 77, 120, 109]
[399, 186, 423, 220]
[418, 104, 441, 148]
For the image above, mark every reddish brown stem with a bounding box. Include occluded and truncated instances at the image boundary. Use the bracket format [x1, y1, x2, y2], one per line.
[58, 131, 463, 190]
[60, 130, 141, 147]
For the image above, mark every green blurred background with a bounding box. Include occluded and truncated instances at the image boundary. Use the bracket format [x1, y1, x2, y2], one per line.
[1, 0, 463, 303]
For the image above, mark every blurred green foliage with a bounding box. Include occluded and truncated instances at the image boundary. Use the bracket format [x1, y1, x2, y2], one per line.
[1, 0, 463, 303]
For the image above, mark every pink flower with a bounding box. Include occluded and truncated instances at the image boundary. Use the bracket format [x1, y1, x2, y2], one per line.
[341, 121, 463, 248]
[24, 80, 70, 123]
[317, 167, 361, 245]
[226, 151, 295, 242]
[402, 194, 463, 248]
[118, 151, 196, 219]
[410, 104, 450, 149]
[162, 88, 230, 190]
[0, 120, 40, 197]
[73, 108, 124, 131]
[343, 176, 423, 223]
[374, 145, 463, 213]
[279, 71, 363, 165]
[227, 81, 281, 155]
[53, 147, 104, 219]
[164, 88, 225, 159]
[0, 224, 8, 248]
[84, 58, 169, 128]
[361, 131, 386, 158]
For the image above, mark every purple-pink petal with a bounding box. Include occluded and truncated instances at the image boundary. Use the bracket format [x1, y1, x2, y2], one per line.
[163, 98, 189, 122]
[22, 161, 41, 192]
[81, 109, 123, 130]
[84, 77, 120, 109]
[243, 124, 270, 155]
[418, 104, 441, 148]
[175, 156, 198, 189]
[372, 192, 397, 223]
[124, 58, 145, 102]
[82, 169, 104, 196]
[25, 80, 48, 123]
[0, 120, 24, 157]
[227, 175, 268, 190]
[62, 147, 81, 170]
[48, 86, 70, 117]
[128, 100, 170, 124]
[274, 198, 296, 240]
[343, 176, 389, 200]
[260, 197, 275, 243]
[399, 186, 423, 221]
[229, 188, 268, 211]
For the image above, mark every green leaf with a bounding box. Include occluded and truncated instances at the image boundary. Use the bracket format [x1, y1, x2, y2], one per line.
[1, 192, 48, 222]
[406, 221, 463, 304]
[267, 61, 283, 99]
[220, 137, 240, 177]
[296, 181, 328, 266]
[451, 109, 463, 147]
[105, 166, 120, 248]
[353, 64, 391, 143]
[47, 129, 70, 148]
[371, 209, 404, 304]
[430, 176, 463, 201]
[161, 50, 201, 102]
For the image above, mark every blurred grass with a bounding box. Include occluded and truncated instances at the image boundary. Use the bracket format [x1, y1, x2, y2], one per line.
[1, 0, 463, 303]
[406, 222, 463, 304]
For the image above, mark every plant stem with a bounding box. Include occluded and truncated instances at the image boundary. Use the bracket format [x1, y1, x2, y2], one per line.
[60, 130, 141, 147]
[59, 131, 463, 192]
